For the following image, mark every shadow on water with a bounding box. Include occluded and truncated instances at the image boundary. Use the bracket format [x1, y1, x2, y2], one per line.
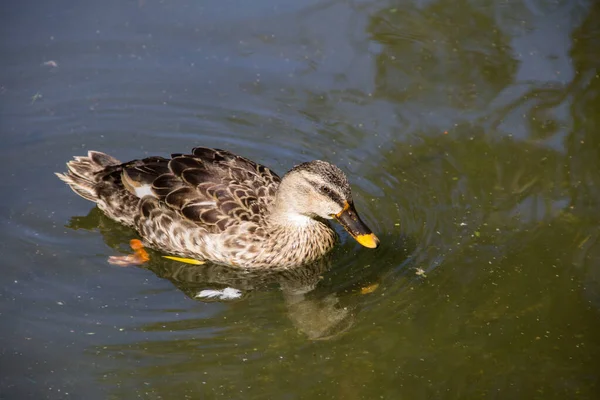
[67, 207, 415, 341]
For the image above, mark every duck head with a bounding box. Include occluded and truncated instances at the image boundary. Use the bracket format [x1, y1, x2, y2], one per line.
[273, 160, 379, 249]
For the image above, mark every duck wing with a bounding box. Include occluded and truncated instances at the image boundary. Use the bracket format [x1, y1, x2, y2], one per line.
[123, 147, 281, 233]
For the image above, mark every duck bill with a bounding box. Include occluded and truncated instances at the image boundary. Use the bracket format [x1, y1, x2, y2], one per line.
[334, 201, 380, 249]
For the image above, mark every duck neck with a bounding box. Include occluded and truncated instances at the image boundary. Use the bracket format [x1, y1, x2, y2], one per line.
[269, 207, 326, 237]
[267, 205, 337, 265]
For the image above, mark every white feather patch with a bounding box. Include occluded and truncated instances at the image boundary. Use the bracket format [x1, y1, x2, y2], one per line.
[134, 184, 155, 198]
[195, 287, 242, 300]
[189, 200, 217, 207]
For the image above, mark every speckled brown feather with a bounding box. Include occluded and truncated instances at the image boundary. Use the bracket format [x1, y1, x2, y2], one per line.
[57, 147, 342, 268]
[123, 147, 281, 233]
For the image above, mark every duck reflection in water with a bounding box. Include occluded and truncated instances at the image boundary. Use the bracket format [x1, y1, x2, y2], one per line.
[66, 208, 392, 340]
[153, 256, 354, 340]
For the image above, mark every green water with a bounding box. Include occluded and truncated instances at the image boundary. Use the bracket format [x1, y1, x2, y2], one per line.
[1, 0, 599, 398]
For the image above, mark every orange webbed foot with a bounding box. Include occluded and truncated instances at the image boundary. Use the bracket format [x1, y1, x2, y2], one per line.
[108, 239, 150, 267]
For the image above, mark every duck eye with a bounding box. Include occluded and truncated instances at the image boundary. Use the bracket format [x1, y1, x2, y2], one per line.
[320, 186, 331, 194]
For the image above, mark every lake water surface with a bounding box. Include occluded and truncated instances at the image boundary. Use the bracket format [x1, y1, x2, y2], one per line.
[1, 0, 599, 398]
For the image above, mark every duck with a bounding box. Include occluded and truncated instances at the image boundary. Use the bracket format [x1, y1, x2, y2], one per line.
[56, 147, 379, 268]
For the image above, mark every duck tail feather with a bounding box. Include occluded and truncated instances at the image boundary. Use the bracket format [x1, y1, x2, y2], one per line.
[56, 151, 121, 202]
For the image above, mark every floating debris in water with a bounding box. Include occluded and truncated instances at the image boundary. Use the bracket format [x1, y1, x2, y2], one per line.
[360, 283, 379, 294]
[42, 60, 58, 68]
[196, 287, 242, 300]
[415, 268, 427, 278]
[31, 92, 42, 104]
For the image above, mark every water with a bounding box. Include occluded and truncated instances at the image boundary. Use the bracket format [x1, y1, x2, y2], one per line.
[2, 0, 599, 398]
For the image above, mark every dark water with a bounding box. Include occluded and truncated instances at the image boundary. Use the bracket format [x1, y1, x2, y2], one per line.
[2, 0, 600, 398]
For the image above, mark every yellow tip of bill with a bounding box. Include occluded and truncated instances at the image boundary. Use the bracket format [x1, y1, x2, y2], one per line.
[354, 233, 380, 249]
[162, 256, 205, 265]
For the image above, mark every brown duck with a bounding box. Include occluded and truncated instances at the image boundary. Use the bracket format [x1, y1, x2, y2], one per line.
[56, 147, 379, 268]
